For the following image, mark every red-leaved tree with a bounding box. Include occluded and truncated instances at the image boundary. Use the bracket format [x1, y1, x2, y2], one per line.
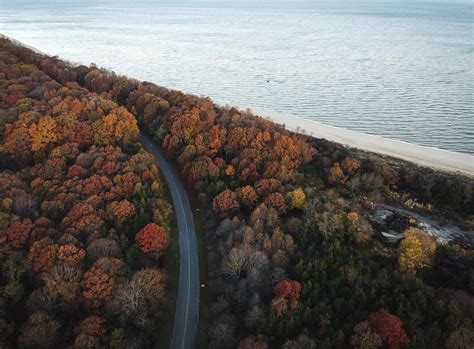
[5, 218, 33, 248]
[136, 223, 169, 258]
[368, 309, 410, 349]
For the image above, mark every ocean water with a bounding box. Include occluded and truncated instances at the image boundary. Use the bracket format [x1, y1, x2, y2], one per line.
[1, 0, 473, 154]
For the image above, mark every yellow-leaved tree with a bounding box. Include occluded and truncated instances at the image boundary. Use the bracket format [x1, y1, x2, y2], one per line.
[399, 228, 436, 275]
[92, 107, 138, 146]
[287, 188, 306, 209]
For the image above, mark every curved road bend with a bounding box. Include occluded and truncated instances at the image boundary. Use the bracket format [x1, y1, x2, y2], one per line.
[139, 132, 199, 349]
[6, 35, 202, 348]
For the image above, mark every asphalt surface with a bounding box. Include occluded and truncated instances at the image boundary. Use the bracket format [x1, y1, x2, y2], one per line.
[139, 132, 199, 349]
[5, 35, 201, 349]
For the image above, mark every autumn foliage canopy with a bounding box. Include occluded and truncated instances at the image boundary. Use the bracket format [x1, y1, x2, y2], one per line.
[136, 223, 169, 257]
[368, 310, 411, 349]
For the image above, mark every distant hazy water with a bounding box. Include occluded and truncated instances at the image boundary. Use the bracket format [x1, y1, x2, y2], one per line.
[1, 0, 473, 154]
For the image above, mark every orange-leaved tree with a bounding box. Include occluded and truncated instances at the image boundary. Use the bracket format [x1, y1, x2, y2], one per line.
[136, 223, 169, 258]
[57, 244, 86, 266]
[212, 189, 240, 216]
[113, 199, 136, 223]
[237, 186, 258, 207]
[82, 267, 115, 307]
[29, 116, 58, 152]
[27, 238, 58, 272]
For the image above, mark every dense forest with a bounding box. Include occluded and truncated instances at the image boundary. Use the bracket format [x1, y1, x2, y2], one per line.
[0, 39, 174, 348]
[1, 37, 473, 348]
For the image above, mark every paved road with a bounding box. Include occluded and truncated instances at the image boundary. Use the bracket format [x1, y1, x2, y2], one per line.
[139, 132, 199, 349]
[5, 34, 201, 349]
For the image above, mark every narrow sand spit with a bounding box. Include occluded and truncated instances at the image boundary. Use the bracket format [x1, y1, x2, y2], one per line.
[248, 107, 474, 176]
[3, 34, 472, 176]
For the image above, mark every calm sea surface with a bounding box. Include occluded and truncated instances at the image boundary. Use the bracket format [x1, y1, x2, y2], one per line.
[1, 1, 473, 154]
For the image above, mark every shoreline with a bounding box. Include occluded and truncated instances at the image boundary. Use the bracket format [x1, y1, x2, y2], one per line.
[246, 106, 474, 176]
[0, 34, 47, 56]
[2, 33, 473, 176]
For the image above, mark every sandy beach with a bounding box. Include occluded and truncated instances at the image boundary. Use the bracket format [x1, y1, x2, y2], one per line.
[248, 107, 474, 176]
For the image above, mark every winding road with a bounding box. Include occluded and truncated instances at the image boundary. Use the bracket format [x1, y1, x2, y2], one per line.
[139, 132, 199, 349]
[2, 35, 201, 349]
